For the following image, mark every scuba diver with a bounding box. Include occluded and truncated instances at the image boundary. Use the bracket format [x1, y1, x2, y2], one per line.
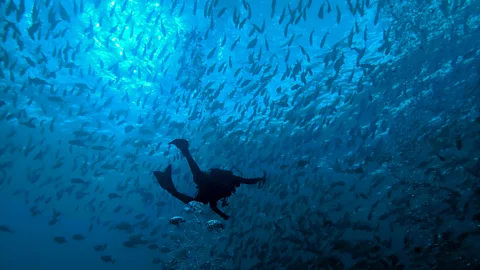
[153, 139, 266, 220]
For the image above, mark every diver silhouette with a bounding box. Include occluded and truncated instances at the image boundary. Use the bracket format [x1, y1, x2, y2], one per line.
[153, 139, 266, 220]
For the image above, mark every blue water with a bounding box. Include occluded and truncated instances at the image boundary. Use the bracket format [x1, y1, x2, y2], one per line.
[1, 0, 480, 269]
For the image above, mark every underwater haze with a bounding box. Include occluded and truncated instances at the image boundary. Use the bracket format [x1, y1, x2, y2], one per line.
[1, 0, 480, 269]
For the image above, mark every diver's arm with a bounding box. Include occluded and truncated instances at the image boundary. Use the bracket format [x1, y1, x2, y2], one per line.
[232, 171, 266, 187]
[210, 201, 229, 220]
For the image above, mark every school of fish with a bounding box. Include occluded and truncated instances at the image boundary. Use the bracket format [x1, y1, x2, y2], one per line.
[1, 0, 480, 269]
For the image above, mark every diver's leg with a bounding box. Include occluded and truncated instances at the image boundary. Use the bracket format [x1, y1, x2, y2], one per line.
[170, 191, 195, 204]
[183, 151, 203, 180]
[153, 165, 195, 204]
[209, 201, 229, 220]
[169, 139, 203, 180]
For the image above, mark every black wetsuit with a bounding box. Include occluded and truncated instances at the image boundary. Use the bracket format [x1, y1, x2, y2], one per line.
[153, 139, 266, 220]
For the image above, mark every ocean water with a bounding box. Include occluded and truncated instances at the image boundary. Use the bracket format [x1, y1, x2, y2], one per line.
[1, 0, 480, 269]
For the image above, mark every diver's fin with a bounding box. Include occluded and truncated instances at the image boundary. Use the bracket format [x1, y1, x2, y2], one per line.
[153, 165, 176, 193]
[168, 139, 190, 153]
[169, 138, 203, 181]
[153, 165, 194, 204]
